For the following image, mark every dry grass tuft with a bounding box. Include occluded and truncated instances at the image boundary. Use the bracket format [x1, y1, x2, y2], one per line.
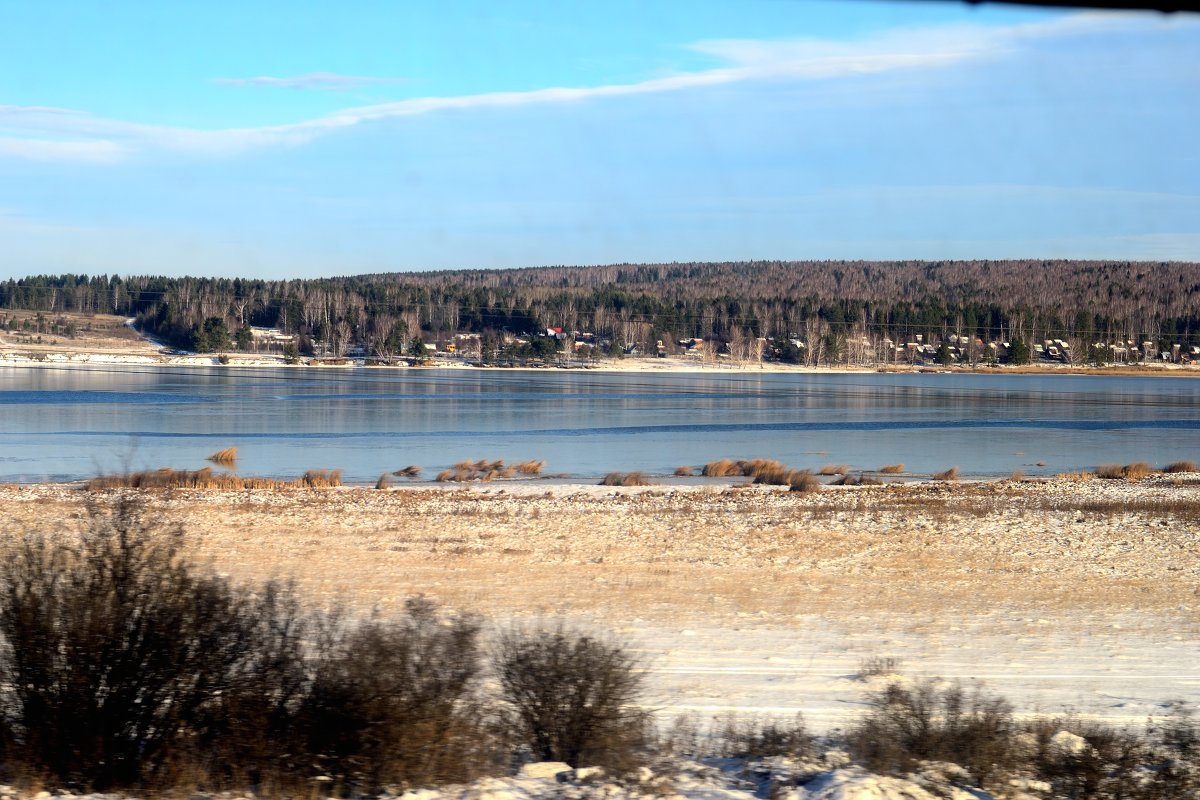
[599, 471, 652, 487]
[435, 459, 542, 482]
[1008, 469, 1025, 482]
[85, 467, 345, 491]
[206, 447, 238, 466]
[392, 465, 422, 478]
[818, 464, 850, 476]
[788, 470, 821, 493]
[1163, 460, 1197, 474]
[1055, 470, 1095, 482]
[879, 464, 905, 474]
[375, 473, 392, 490]
[1097, 462, 1154, 481]
[858, 475, 884, 486]
[831, 473, 860, 486]
[932, 466, 960, 481]
[702, 459, 743, 477]
[674, 466, 694, 477]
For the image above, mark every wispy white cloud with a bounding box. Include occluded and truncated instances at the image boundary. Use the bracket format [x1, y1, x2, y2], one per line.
[213, 72, 414, 90]
[0, 136, 126, 163]
[0, 13, 1181, 164]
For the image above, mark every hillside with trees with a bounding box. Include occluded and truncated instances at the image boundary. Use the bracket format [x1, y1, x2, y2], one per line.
[1, 260, 1197, 365]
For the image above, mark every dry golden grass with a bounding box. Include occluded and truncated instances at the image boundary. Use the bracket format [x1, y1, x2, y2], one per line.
[1008, 469, 1025, 482]
[206, 447, 238, 466]
[932, 467, 960, 481]
[788, 470, 821, 493]
[6, 481, 1198, 628]
[392, 465, 422, 478]
[436, 459, 542, 482]
[674, 466, 694, 477]
[878, 464, 905, 474]
[818, 464, 850, 476]
[375, 473, 392, 490]
[85, 467, 344, 491]
[1055, 471, 1095, 482]
[599, 471, 652, 487]
[702, 459, 743, 477]
[1163, 460, 1197, 474]
[1097, 462, 1153, 481]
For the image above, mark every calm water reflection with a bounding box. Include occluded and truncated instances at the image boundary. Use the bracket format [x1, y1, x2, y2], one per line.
[1, 364, 1198, 482]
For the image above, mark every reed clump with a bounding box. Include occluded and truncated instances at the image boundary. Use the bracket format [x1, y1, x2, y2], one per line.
[879, 464, 905, 474]
[674, 466, 694, 477]
[392, 465, 422, 478]
[206, 447, 238, 466]
[788, 470, 821, 493]
[375, 473, 392, 490]
[600, 471, 652, 487]
[434, 459, 544, 482]
[1096, 462, 1153, 480]
[85, 467, 344, 491]
[818, 464, 850, 476]
[1163, 460, 1197, 474]
[702, 459, 743, 477]
[932, 466, 960, 481]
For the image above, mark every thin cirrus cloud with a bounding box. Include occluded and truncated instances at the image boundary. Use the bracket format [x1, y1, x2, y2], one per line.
[0, 14, 1169, 164]
[212, 71, 414, 90]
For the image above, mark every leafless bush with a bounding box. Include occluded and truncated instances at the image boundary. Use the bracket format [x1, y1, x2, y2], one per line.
[710, 714, 811, 759]
[392, 465, 422, 478]
[600, 471, 652, 487]
[858, 475, 884, 486]
[0, 498, 255, 790]
[831, 473, 860, 486]
[493, 626, 649, 770]
[375, 472, 392, 490]
[436, 459, 541, 482]
[879, 464, 905, 474]
[301, 598, 495, 792]
[674, 466, 694, 476]
[1122, 462, 1153, 480]
[856, 656, 903, 679]
[302, 468, 342, 488]
[848, 679, 1016, 789]
[1008, 469, 1025, 482]
[1163, 460, 1198, 474]
[932, 466, 960, 481]
[513, 460, 545, 476]
[818, 464, 850, 476]
[1097, 462, 1153, 480]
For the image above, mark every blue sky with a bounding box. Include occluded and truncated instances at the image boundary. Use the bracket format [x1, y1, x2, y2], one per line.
[0, 1, 1197, 279]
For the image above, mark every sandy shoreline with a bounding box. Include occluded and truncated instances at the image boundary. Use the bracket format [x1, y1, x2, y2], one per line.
[2, 335, 1198, 378]
[2, 477, 1197, 727]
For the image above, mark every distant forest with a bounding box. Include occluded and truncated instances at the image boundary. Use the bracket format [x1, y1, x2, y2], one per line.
[2, 260, 1198, 364]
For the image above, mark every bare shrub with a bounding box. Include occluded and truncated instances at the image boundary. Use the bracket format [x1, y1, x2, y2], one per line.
[375, 472, 392, 490]
[0, 498, 254, 790]
[879, 464, 905, 474]
[702, 459, 742, 477]
[1095, 463, 1125, 479]
[600, 471, 652, 487]
[711, 713, 811, 759]
[932, 466, 960, 481]
[1008, 469, 1025, 482]
[392, 465, 422, 478]
[206, 447, 238, 466]
[818, 464, 850, 476]
[301, 598, 494, 792]
[848, 679, 1016, 789]
[856, 656, 903, 679]
[513, 460, 545, 476]
[831, 473, 860, 486]
[435, 459, 541, 482]
[1026, 718, 1148, 800]
[302, 468, 342, 488]
[859, 475, 884, 486]
[493, 626, 648, 769]
[674, 466, 694, 477]
[1164, 460, 1198, 474]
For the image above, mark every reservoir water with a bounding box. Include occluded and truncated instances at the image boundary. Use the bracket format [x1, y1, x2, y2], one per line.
[1, 364, 1198, 483]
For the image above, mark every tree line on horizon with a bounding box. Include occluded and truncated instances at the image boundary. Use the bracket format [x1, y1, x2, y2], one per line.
[1, 259, 1198, 363]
